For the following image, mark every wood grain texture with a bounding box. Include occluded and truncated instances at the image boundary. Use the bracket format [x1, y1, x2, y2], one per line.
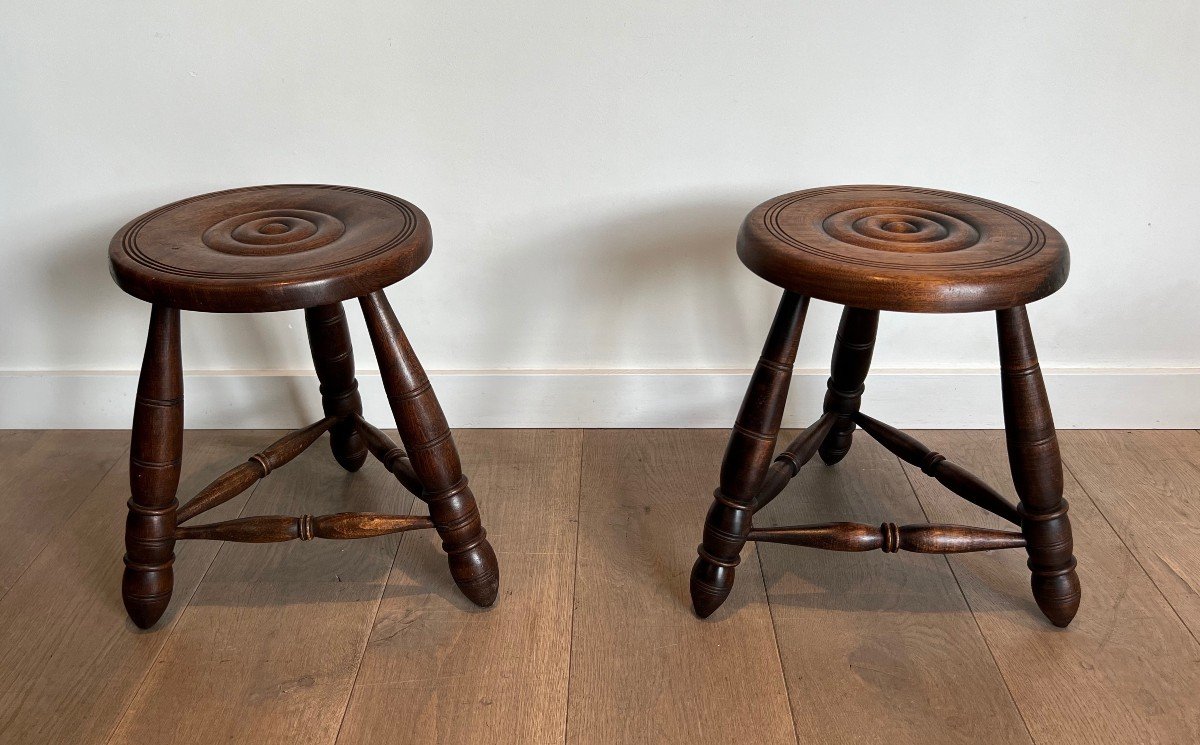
[904, 430, 1200, 743]
[573, 429, 796, 745]
[854, 412, 1021, 525]
[109, 434, 415, 745]
[174, 512, 433, 543]
[337, 429, 581, 744]
[818, 306, 878, 465]
[1058, 429, 1200, 638]
[0, 432, 265, 744]
[108, 185, 432, 313]
[757, 433, 1031, 744]
[692, 291, 808, 618]
[305, 303, 368, 472]
[361, 291, 499, 608]
[749, 521, 1025, 554]
[737, 185, 1069, 313]
[176, 416, 337, 523]
[0, 430, 1197, 742]
[0, 430, 127, 597]
[998, 306, 1079, 627]
[123, 304, 184, 629]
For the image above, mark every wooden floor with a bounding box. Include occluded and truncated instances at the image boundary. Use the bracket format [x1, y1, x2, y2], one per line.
[1, 428, 1198, 744]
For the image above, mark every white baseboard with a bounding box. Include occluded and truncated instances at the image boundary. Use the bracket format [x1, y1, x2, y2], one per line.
[0, 368, 1195, 429]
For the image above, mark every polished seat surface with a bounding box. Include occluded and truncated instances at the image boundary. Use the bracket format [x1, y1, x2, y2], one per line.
[737, 185, 1069, 312]
[109, 184, 431, 312]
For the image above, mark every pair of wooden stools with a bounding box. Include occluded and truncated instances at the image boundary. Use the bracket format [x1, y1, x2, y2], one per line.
[109, 184, 1078, 631]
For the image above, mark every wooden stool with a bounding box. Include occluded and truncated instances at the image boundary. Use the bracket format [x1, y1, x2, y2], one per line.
[690, 185, 1080, 627]
[109, 184, 499, 629]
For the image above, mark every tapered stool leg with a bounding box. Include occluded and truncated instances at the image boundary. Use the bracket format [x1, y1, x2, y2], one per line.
[360, 291, 499, 607]
[305, 303, 368, 471]
[819, 307, 879, 465]
[122, 305, 183, 629]
[691, 291, 810, 618]
[998, 306, 1080, 627]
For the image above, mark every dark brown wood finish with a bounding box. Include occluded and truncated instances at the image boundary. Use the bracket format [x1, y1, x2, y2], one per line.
[175, 513, 433, 543]
[108, 184, 432, 313]
[853, 412, 1021, 525]
[305, 303, 368, 471]
[690, 290, 809, 618]
[998, 306, 1080, 627]
[360, 290, 500, 607]
[751, 413, 836, 513]
[110, 185, 498, 629]
[818, 307, 879, 465]
[122, 305, 183, 629]
[737, 185, 1070, 313]
[692, 185, 1080, 628]
[749, 522, 1026, 554]
[175, 416, 337, 524]
[351, 414, 424, 496]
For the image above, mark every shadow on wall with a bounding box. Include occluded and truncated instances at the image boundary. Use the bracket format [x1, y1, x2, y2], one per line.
[29, 191, 314, 425]
[458, 195, 783, 425]
[28, 191, 792, 427]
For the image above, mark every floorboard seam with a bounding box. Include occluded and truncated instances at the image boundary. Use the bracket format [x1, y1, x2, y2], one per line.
[897, 450, 1037, 745]
[1061, 455, 1200, 647]
[755, 540, 802, 745]
[333, 487, 420, 745]
[103, 467, 271, 744]
[562, 430, 586, 745]
[0, 443, 128, 608]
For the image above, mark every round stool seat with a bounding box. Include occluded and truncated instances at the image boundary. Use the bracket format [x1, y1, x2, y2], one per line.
[737, 185, 1069, 313]
[109, 184, 431, 312]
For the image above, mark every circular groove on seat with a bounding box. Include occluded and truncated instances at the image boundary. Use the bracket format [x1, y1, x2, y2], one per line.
[109, 184, 432, 312]
[738, 185, 1069, 312]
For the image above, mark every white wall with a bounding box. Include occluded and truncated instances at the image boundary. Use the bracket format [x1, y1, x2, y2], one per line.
[2, 1, 1198, 427]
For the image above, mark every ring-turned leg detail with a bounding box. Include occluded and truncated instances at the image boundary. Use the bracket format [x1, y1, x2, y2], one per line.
[122, 305, 183, 629]
[998, 306, 1080, 627]
[819, 307, 879, 465]
[360, 291, 499, 607]
[305, 303, 368, 472]
[691, 291, 810, 618]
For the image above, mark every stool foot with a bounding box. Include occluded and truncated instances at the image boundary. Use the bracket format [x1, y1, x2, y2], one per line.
[690, 537, 739, 618]
[123, 556, 174, 630]
[819, 307, 879, 466]
[998, 306, 1080, 628]
[122, 306, 183, 630]
[305, 303, 368, 472]
[693, 291, 809, 618]
[360, 290, 500, 607]
[1030, 558, 1081, 628]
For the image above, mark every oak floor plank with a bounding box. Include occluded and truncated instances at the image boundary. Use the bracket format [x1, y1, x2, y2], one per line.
[1059, 430, 1200, 639]
[0, 430, 127, 597]
[567, 429, 796, 745]
[757, 433, 1032, 744]
[0, 431, 267, 745]
[108, 435, 416, 745]
[902, 430, 1200, 744]
[337, 430, 583, 744]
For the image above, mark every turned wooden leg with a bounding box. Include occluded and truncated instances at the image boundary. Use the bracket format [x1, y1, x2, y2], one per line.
[998, 306, 1080, 627]
[691, 291, 809, 618]
[359, 291, 499, 607]
[305, 303, 368, 471]
[122, 305, 183, 629]
[819, 306, 879, 465]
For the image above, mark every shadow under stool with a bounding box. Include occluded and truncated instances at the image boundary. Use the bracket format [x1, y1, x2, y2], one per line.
[108, 184, 499, 629]
[690, 185, 1080, 627]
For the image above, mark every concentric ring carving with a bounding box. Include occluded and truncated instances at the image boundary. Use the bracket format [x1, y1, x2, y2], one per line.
[202, 209, 345, 256]
[120, 185, 418, 281]
[821, 206, 979, 253]
[762, 186, 1046, 271]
